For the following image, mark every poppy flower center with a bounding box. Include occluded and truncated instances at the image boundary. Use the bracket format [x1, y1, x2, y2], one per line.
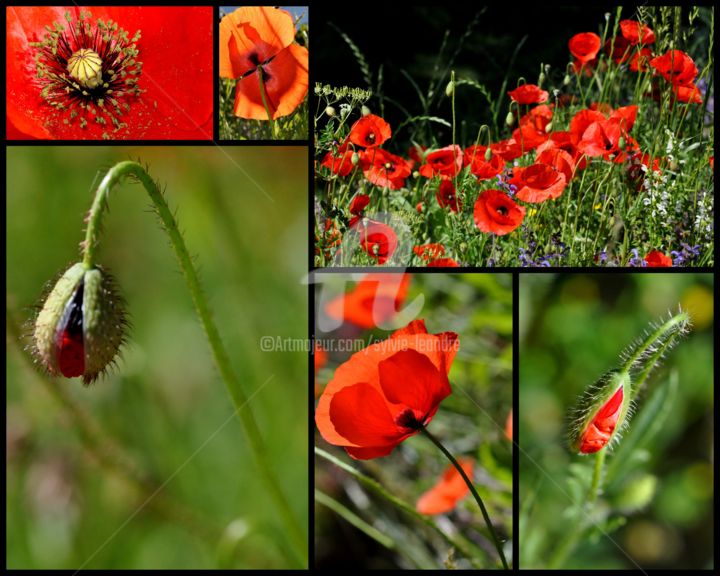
[496, 205, 509, 217]
[367, 132, 376, 143]
[67, 48, 103, 88]
[394, 408, 423, 430]
[29, 10, 144, 136]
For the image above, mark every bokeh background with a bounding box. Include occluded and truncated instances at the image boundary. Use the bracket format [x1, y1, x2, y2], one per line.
[6, 146, 308, 568]
[519, 273, 713, 569]
[314, 273, 512, 569]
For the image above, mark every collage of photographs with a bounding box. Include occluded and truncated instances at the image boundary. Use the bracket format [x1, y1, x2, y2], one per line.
[4, 3, 714, 572]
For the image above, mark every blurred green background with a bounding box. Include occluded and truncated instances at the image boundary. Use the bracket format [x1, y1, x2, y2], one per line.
[314, 273, 513, 569]
[6, 146, 308, 568]
[519, 273, 713, 569]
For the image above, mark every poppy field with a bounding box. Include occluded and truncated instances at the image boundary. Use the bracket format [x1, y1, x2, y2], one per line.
[314, 6, 714, 267]
[219, 6, 309, 140]
[314, 273, 512, 569]
[519, 273, 714, 569]
[6, 6, 213, 140]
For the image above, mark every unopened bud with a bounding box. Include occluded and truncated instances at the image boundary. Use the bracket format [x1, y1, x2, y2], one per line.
[351, 152, 360, 166]
[445, 79, 455, 98]
[563, 74, 571, 86]
[618, 136, 626, 149]
[545, 121, 553, 134]
[325, 106, 336, 117]
[505, 111, 515, 127]
[361, 105, 371, 116]
[484, 147, 493, 161]
[33, 262, 127, 385]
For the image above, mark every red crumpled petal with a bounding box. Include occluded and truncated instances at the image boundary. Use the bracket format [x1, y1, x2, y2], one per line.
[219, 6, 296, 79]
[233, 43, 308, 120]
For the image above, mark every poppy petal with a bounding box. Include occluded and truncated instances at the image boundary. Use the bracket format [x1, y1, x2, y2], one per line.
[378, 350, 451, 416]
[233, 43, 308, 120]
[219, 6, 295, 79]
[328, 382, 403, 447]
[344, 444, 398, 460]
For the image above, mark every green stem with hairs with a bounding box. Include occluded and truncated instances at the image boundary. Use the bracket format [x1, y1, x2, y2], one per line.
[82, 161, 307, 566]
[421, 428, 510, 569]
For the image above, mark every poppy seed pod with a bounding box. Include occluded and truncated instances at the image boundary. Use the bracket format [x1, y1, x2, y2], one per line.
[33, 263, 127, 384]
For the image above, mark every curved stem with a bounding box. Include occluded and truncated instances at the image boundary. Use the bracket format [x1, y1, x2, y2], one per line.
[257, 65, 278, 138]
[421, 428, 510, 569]
[82, 161, 306, 565]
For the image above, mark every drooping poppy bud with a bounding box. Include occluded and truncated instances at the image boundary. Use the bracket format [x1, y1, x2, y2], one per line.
[33, 263, 128, 385]
[569, 370, 632, 454]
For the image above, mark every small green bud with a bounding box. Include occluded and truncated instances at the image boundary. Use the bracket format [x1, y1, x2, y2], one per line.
[484, 147, 493, 161]
[445, 79, 455, 98]
[544, 121, 553, 134]
[351, 152, 360, 166]
[505, 111, 515, 127]
[563, 74, 571, 86]
[618, 136, 626, 149]
[325, 106, 336, 117]
[361, 105, 371, 116]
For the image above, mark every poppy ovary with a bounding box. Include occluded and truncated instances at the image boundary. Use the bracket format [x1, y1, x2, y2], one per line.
[33, 262, 128, 385]
[67, 48, 103, 89]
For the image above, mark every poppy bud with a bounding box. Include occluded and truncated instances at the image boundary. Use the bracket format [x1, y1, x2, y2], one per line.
[618, 136, 626, 149]
[351, 152, 360, 166]
[505, 111, 515, 127]
[484, 147, 493, 161]
[569, 370, 632, 454]
[538, 72, 545, 87]
[445, 79, 455, 97]
[563, 74, 571, 86]
[544, 121, 553, 134]
[413, 171, 420, 179]
[33, 262, 127, 384]
[361, 105, 371, 116]
[325, 106, 336, 117]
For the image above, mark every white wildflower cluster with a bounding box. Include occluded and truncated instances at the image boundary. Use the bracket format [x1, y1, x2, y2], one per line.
[694, 189, 714, 243]
[641, 165, 676, 229]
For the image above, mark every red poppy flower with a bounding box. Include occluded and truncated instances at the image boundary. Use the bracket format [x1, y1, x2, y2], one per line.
[427, 258, 459, 268]
[520, 104, 553, 132]
[629, 47, 653, 72]
[490, 138, 523, 162]
[627, 151, 662, 190]
[325, 273, 411, 329]
[315, 319, 459, 459]
[569, 32, 601, 64]
[348, 193, 371, 227]
[576, 119, 624, 160]
[414, 244, 445, 261]
[464, 145, 505, 180]
[509, 163, 567, 203]
[7, 6, 213, 140]
[348, 114, 391, 148]
[650, 50, 698, 86]
[354, 219, 398, 264]
[436, 180, 462, 212]
[419, 145, 463, 180]
[620, 20, 655, 45]
[473, 189, 526, 235]
[416, 458, 474, 515]
[321, 141, 356, 176]
[219, 7, 308, 120]
[569, 108, 607, 146]
[512, 123, 549, 151]
[536, 143, 576, 182]
[672, 83, 703, 104]
[507, 84, 548, 105]
[605, 35, 632, 64]
[361, 148, 412, 190]
[644, 250, 672, 267]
